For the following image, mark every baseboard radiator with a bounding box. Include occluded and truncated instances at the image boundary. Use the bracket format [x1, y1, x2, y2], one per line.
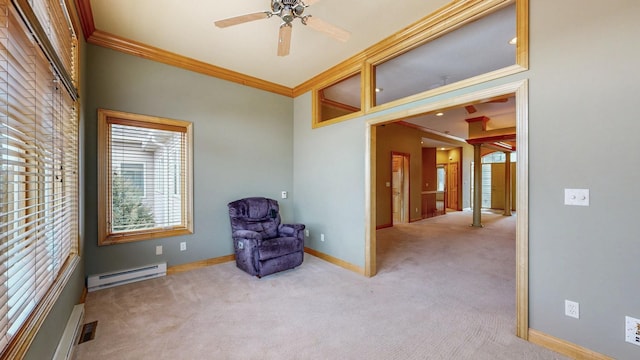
[87, 262, 167, 292]
[52, 304, 84, 360]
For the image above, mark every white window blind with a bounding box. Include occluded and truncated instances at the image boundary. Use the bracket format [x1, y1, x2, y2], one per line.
[98, 110, 193, 245]
[0, 0, 78, 357]
[108, 122, 187, 233]
[30, 0, 77, 88]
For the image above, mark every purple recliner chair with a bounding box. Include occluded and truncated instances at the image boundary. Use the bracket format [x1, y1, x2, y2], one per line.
[228, 197, 305, 277]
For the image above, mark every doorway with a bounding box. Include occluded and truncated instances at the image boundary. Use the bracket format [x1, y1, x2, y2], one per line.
[365, 80, 529, 339]
[436, 164, 446, 215]
[391, 153, 410, 224]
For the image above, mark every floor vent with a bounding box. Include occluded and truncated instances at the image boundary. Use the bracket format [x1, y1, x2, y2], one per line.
[87, 262, 167, 292]
[53, 304, 84, 360]
[78, 321, 98, 344]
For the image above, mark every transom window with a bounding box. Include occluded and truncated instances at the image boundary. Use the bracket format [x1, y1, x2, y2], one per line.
[98, 109, 193, 245]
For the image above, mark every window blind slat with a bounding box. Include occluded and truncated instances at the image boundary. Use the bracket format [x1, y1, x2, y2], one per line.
[0, 0, 78, 355]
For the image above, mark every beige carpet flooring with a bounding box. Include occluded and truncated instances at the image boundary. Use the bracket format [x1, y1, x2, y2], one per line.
[76, 211, 568, 359]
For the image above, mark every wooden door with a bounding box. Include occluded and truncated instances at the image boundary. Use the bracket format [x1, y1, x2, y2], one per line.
[447, 162, 459, 210]
[391, 153, 410, 224]
[491, 163, 505, 209]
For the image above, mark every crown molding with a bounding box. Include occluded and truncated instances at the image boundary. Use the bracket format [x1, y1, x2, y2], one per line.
[86, 30, 293, 97]
[75, 0, 292, 96]
[74, 0, 95, 41]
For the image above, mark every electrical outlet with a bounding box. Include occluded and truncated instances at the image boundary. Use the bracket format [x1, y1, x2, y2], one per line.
[320, 233, 325, 242]
[180, 242, 186, 251]
[565, 300, 579, 319]
[564, 188, 589, 206]
[304, 229, 309, 237]
[625, 316, 640, 347]
[156, 245, 163, 255]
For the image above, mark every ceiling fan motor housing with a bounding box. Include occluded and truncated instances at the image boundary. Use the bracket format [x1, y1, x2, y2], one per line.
[272, 0, 306, 23]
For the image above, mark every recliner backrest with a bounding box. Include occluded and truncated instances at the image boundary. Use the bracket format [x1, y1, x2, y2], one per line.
[228, 197, 281, 239]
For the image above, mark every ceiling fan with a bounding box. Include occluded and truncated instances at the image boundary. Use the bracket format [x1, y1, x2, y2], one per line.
[214, 0, 350, 57]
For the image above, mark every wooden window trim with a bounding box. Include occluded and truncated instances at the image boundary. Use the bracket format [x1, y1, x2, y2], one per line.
[312, 69, 364, 129]
[12, 0, 79, 100]
[97, 109, 194, 246]
[308, 0, 528, 127]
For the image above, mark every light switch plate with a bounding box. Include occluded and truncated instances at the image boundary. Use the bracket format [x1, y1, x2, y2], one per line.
[564, 188, 589, 206]
[281, 191, 288, 199]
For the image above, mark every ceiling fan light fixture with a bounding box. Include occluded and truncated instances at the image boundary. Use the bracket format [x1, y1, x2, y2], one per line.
[281, 8, 294, 23]
[271, 0, 282, 12]
[293, 4, 305, 16]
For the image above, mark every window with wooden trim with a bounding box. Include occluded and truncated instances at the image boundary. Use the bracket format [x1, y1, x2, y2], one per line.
[98, 109, 193, 245]
[311, 0, 528, 127]
[314, 72, 362, 126]
[373, 3, 517, 107]
[0, 0, 79, 358]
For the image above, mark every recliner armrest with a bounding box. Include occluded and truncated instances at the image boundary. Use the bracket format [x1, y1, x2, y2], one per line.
[232, 230, 262, 241]
[282, 223, 305, 230]
[278, 223, 305, 237]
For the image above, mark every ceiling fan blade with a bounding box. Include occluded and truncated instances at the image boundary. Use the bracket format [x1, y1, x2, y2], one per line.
[304, 16, 350, 42]
[277, 23, 292, 57]
[214, 12, 270, 28]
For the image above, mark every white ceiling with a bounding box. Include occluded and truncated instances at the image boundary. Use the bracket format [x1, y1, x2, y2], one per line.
[90, 0, 451, 88]
[411, 96, 516, 147]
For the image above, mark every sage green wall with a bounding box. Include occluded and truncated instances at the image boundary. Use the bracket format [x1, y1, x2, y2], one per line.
[83, 45, 294, 276]
[294, 1, 640, 358]
[292, 93, 365, 267]
[526, 1, 639, 358]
